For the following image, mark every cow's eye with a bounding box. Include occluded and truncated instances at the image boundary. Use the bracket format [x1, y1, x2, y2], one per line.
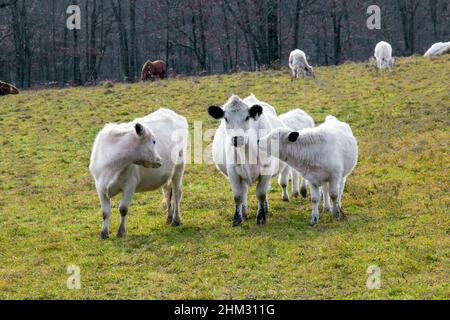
[224, 117, 228, 123]
[245, 116, 250, 121]
[153, 140, 156, 145]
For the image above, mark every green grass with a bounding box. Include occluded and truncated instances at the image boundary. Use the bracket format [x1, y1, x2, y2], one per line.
[0, 56, 449, 299]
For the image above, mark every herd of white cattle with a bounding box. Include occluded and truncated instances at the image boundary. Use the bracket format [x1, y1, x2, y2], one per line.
[289, 40, 449, 77]
[89, 40, 447, 239]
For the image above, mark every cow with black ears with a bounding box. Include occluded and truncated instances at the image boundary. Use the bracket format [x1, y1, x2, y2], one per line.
[208, 95, 285, 226]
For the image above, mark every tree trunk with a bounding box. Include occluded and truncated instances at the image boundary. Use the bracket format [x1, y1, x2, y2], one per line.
[331, 0, 342, 65]
[111, 0, 130, 81]
[293, 0, 301, 49]
[221, 0, 233, 72]
[72, 0, 82, 85]
[129, 0, 137, 80]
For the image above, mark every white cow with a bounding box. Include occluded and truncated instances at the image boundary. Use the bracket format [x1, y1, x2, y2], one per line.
[243, 94, 277, 117]
[259, 116, 358, 225]
[424, 42, 450, 57]
[208, 95, 285, 226]
[289, 49, 314, 80]
[374, 41, 395, 71]
[277, 109, 315, 201]
[90, 108, 188, 239]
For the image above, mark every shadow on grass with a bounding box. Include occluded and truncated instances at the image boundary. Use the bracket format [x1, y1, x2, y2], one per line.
[117, 207, 361, 252]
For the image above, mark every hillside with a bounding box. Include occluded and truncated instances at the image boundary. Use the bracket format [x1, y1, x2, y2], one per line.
[0, 56, 448, 299]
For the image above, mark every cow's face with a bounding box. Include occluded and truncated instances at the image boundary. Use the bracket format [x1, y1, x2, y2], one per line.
[259, 128, 295, 158]
[208, 95, 263, 148]
[388, 57, 395, 69]
[132, 123, 162, 168]
[305, 65, 314, 78]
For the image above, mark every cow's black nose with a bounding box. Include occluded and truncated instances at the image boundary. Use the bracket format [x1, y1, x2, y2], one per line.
[232, 137, 238, 147]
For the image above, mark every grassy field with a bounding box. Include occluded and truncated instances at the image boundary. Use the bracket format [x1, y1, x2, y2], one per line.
[0, 56, 449, 299]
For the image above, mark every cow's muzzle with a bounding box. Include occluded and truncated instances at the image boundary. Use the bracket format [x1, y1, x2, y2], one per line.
[232, 136, 245, 148]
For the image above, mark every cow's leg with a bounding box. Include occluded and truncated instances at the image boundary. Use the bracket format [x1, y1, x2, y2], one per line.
[322, 182, 331, 212]
[300, 176, 308, 198]
[309, 184, 321, 225]
[241, 182, 249, 221]
[170, 164, 185, 227]
[159, 70, 166, 79]
[292, 170, 300, 198]
[338, 177, 347, 216]
[163, 182, 173, 224]
[329, 177, 343, 220]
[98, 192, 111, 240]
[278, 165, 290, 202]
[229, 172, 244, 227]
[117, 184, 135, 238]
[256, 176, 271, 225]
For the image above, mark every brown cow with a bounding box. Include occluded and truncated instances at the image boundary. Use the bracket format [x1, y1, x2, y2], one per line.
[141, 60, 167, 81]
[0, 81, 19, 96]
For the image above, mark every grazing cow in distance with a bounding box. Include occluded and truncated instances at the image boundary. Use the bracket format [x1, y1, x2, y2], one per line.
[289, 49, 314, 80]
[424, 42, 450, 57]
[374, 41, 395, 71]
[0, 81, 19, 96]
[141, 60, 167, 81]
[208, 95, 285, 226]
[89, 108, 188, 239]
[259, 116, 358, 225]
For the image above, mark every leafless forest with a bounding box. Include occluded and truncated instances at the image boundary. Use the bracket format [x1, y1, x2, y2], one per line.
[0, 0, 448, 88]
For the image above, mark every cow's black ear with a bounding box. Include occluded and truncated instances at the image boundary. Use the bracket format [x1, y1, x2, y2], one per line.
[288, 132, 300, 142]
[249, 105, 263, 119]
[135, 123, 145, 136]
[208, 106, 224, 119]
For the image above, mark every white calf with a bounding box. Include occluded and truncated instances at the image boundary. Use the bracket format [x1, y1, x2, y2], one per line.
[89, 108, 188, 239]
[259, 116, 358, 225]
[289, 49, 314, 79]
[208, 95, 284, 226]
[374, 41, 395, 71]
[277, 109, 315, 201]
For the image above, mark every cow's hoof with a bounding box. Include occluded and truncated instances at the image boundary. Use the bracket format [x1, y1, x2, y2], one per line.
[232, 218, 243, 227]
[256, 218, 266, 225]
[292, 192, 300, 198]
[242, 212, 248, 221]
[256, 212, 266, 225]
[100, 230, 109, 240]
[171, 218, 181, 227]
[166, 216, 173, 224]
[335, 207, 346, 220]
[310, 216, 319, 225]
[300, 187, 308, 198]
[116, 229, 126, 238]
[282, 196, 289, 202]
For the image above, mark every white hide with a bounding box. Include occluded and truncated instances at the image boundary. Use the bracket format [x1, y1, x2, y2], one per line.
[90, 108, 188, 238]
[374, 41, 395, 71]
[424, 42, 450, 57]
[277, 109, 315, 201]
[289, 49, 314, 79]
[208, 95, 284, 226]
[259, 115, 358, 224]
